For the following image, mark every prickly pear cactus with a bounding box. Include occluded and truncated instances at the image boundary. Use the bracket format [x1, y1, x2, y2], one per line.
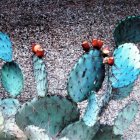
[93, 126, 122, 140]
[83, 71, 112, 127]
[24, 125, 50, 140]
[0, 32, 12, 62]
[0, 119, 27, 140]
[114, 16, 140, 46]
[112, 83, 134, 100]
[67, 49, 105, 102]
[15, 95, 79, 136]
[59, 120, 99, 140]
[82, 92, 101, 127]
[0, 132, 15, 140]
[113, 101, 138, 135]
[110, 43, 140, 88]
[33, 55, 48, 97]
[1, 16, 140, 140]
[0, 98, 20, 118]
[1, 62, 24, 97]
[0, 111, 4, 131]
[59, 137, 69, 140]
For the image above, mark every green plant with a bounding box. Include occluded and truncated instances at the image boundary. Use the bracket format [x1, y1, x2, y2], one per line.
[0, 15, 140, 140]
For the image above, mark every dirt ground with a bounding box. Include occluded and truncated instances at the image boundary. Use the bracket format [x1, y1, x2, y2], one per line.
[0, 0, 140, 139]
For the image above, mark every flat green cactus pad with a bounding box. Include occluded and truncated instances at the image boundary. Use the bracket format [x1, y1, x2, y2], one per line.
[83, 93, 101, 127]
[24, 125, 50, 140]
[0, 120, 26, 140]
[1, 62, 24, 97]
[83, 80, 112, 127]
[0, 132, 15, 140]
[0, 98, 20, 119]
[67, 49, 105, 102]
[33, 55, 48, 97]
[112, 83, 134, 100]
[113, 101, 138, 135]
[15, 96, 79, 136]
[59, 120, 99, 140]
[0, 111, 4, 131]
[93, 126, 122, 140]
[59, 137, 69, 140]
[110, 43, 140, 88]
[114, 16, 140, 46]
[0, 32, 12, 62]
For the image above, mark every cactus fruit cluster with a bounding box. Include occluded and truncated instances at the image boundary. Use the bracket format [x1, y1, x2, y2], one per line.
[0, 15, 140, 140]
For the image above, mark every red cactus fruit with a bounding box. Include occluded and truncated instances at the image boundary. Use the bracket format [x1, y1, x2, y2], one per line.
[36, 49, 44, 57]
[103, 57, 114, 66]
[82, 41, 90, 52]
[91, 39, 104, 50]
[107, 57, 114, 66]
[32, 44, 42, 53]
[32, 43, 44, 57]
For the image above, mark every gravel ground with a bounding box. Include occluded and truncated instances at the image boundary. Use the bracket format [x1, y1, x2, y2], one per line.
[0, 0, 140, 139]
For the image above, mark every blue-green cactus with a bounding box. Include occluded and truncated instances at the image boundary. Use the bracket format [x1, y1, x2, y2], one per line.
[0, 98, 20, 119]
[15, 95, 79, 136]
[59, 120, 99, 140]
[110, 43, 140, 88]
[1, 15, 140, 140]
[67, 49, 105, 102]
[0, 132, 15, 140]
[83, 74, 112, 127]
[1, 61, 24, 97]
[114, 16, 140, 46]
[33, 55, 48, 97]
[82, 92, 101, 127]
[93, 126, 122, 140]
[112, 83, 134, 100]
[24, 125, 50, 140]
[0, 111, 4, 131]
[0, 119, 26, 140]
[59, 137, 69, 140]
[0, 32, 12, 62]
[113, 101, 138, 135]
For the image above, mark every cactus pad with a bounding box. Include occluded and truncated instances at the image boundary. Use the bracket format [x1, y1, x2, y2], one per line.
[112, 83, 134, 100]
[24, 125, 50, 140]
[0, 111, 4, 131]
[0, 32, 12, 62]
[59, 120, 99, 140]
[0, 132, 15, 140]
[93, 126, 122, 140]
[1, 62, 24, 97]
[83, 80, 112, 127]
[67, 49, 105, 102]
[0, 119, 27, 140]
[59, 137, 69, 140]
[110, 43, 140, 88]
[83, 93, 101, 127]
[0, 98, 20, 119]
[33, 55, 48, 97]
[15, 96, 79, 136]
[113, 101, 138, 135]
[114, 16, 140, 46]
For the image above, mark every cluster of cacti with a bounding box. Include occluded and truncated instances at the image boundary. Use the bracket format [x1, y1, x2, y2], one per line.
[0, 15, 140, 140]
